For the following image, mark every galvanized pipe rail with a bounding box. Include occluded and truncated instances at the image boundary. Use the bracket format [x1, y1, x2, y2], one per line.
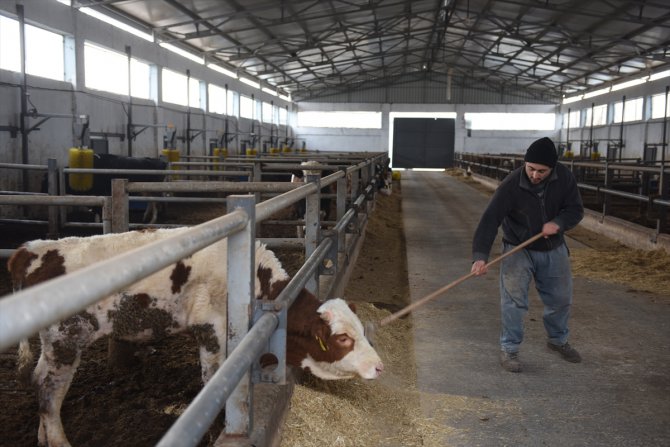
[456, 152, 669, 237]
[0, 152, 387, 446]
[0, 194, 111, 233]
[0, 210, 248, 352]
[65, 167, 252, 178]
[158, 237, 335, 447]
[0, 162, 49, 170]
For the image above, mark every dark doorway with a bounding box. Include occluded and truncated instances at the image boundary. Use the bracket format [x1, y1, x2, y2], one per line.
[392, 118, 455, 168]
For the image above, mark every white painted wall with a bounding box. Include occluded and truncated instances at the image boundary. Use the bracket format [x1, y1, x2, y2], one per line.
[559, 75, 670, 160]
[295, 102, 561, 164]
[0, 1, 292, 193]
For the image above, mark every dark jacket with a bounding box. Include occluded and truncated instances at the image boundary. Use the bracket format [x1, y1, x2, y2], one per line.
[472, 162, 584, 262]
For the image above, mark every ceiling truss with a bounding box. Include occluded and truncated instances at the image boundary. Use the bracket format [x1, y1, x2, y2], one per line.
[74, 0, 670, 102]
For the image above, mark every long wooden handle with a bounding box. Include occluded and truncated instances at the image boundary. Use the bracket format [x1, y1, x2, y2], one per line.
[379, 232, 545, 326]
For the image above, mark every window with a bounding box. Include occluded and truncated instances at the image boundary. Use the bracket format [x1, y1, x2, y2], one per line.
[240, 95, 253, 119]
[130, 59, 152, 100]
[584, 104, 607, 127]
[26, 24, 64, 81]
[464, 113, 554, 130]
[227, 89, 238, 116]
[297, 111, 382, 129]
[279, 107, 287, 126]
[254, 98, 262, 122]
[209, 84, 227, 115]
[162, 68, 203, 108]
[189, 77, 204, 109]
[0, 15, 20, 72]
[651, 93, 670, 119]
[85, 42, 128, 95]
[613, 97, 643, 123]
[85, 42, 151, 99]
[562, 110, 581, 129]
[262, 102, 274, 123]
[0, 16, 65, 81]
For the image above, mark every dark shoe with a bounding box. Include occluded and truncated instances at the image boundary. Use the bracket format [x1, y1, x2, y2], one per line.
[547, 342, 582, 363]
[500, 351, 522, 372]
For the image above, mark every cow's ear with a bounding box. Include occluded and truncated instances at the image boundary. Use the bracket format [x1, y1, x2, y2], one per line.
[320, 308, 333, 323]
[348, 302, 357, 313]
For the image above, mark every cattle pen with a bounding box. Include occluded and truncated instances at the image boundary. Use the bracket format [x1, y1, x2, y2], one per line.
[0, 151, 388, 446]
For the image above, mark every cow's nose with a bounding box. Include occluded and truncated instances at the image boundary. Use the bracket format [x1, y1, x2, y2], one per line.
[375, 362, 384, 375]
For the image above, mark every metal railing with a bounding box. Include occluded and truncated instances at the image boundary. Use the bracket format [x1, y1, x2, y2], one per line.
[456, 152, 670, 237]
[0, 151, 388, 446]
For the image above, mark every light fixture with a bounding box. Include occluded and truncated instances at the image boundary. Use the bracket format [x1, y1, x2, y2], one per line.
[207, 63, 237, 79]
[240, 77, 261, 89]
[159, 42, 204, 64]
[611, 77, 647, 91]
[80, 7, 153, 42]
[562, 95, 583, 104]
[583, 87, 611, 99]
[649, 69, 670, 81]
[261, 87, 278, 96]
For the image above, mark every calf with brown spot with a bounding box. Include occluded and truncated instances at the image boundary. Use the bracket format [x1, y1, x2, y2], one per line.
[9, 227, 383, 447]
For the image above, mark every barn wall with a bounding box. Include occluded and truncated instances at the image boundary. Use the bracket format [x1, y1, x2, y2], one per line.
[0, 1, 292, 194]
[296, 102, 560, 160]
[2, 1, 668, 183]
[558, 76, 670, 160]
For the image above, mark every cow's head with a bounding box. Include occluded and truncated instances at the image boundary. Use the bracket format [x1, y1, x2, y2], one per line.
[288, 297, 383, 380]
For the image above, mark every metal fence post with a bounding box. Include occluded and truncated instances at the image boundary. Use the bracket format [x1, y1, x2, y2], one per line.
[46, 158, 59, 238]
[252, 161, 262, 202]
[225, 195, 256, 436]
[58, 164, 67, 228]
[350, 170, 360, 209]
[111, 178, 129, 233]
[336, 169, 347, 252]
[101, 197, 112, 234]
[304, 172, 321, 297]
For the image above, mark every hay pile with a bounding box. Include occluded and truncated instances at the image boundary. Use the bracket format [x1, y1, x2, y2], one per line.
[568, 227, 670, 297]
[279, 303, 449, 447]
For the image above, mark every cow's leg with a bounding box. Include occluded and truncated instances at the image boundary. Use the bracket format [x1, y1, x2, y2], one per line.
[33, 343, 81, 447]
[142, 202, 158, 224]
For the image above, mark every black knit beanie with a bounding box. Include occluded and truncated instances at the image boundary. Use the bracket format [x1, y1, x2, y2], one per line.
[524, 137, 558, 168]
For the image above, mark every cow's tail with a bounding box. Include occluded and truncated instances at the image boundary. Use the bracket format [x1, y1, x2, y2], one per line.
[17, 339, 34, 386]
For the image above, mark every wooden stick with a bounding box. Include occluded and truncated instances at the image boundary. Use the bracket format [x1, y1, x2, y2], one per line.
[379, 232, 545, 326]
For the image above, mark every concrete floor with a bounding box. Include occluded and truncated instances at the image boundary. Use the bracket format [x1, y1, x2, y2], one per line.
[401, 170, 670, 447]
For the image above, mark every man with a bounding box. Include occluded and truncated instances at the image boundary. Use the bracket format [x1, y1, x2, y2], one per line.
[471, 137, 584, 373]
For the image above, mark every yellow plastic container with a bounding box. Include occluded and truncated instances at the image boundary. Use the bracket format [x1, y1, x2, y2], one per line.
[590, 151, 600, 161]
[269, 147, 280, 155]
[246, 148, 258, 156]
[391, 170, 401, 181]
[213, 148, 227, 171]
[563, 150, 574, 159]
[282, 146, 293, 154]
[68, 147, 94, 192]
[162, 148, 180, 179]
[213, 147, 228, 158]
[161, 149, 180, 166]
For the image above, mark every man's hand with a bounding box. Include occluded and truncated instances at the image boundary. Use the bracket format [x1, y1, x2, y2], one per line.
[542, 221, 560, 238]
[471, 260, 487, 276]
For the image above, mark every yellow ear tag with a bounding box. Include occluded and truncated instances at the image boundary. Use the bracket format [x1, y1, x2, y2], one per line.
[316, 335, 328, 351]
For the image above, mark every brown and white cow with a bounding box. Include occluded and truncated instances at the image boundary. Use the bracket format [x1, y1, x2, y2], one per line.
[8, 227, 382, 447]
